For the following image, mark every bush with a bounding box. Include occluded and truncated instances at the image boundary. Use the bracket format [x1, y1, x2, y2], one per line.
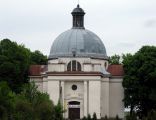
[126, 112, 137, 120]
[103, 115, 108, 120]
[87, 114, 92, 120]
[142, 110, 156, 120]
[14, 99, 34, 120]
[93, 112, 97, 120]
[82, 116, 87, 120]
[54, 101, 64, 120]
[0, 82, 64, 120]
[115, 115, 120, 120]
[0, 106, 7, 120]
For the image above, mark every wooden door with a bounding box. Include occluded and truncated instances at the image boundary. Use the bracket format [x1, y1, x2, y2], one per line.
[68, 101, 80, 120]
[69, 108, 80, 120]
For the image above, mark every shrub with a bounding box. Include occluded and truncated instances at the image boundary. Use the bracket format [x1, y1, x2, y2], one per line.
[115, 115, 120, 120]
[92, 112, 97, 120]
[126, 112, 137, 120]
[87, 114, 92, 120]
[103, 115, 108, 120]
[82, 116, 87, 120]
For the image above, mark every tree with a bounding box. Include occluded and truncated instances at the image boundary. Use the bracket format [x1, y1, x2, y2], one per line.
[14, 82, 55, 120]
[14, 99, 34, 120]
[109, 54, 121, 65]
[54, 101, 64, 120]
[0, 81, 15, 120]
[122, 46, 156, 118]
[0, 39, 47, 93]
[30, 50, 47, 65]
[0, 81, 58, 120]
[0, 39, 31, 93]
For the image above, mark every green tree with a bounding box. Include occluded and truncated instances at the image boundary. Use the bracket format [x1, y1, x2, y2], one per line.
[0, 39, 47, 93]
[122, 46, 156, 118]
[109, 54, 121, 65]
[14, 99, 34, 120]
[14, 82, 55, 120]
[0, 81, 57, 120]
[30, 50, 47, 65]
[0, 81, 15, 120]
[0, 39, 31, 93]
[54, 101, 64, 120]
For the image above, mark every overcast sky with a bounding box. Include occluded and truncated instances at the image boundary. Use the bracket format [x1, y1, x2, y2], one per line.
[0, 0, 156, 56]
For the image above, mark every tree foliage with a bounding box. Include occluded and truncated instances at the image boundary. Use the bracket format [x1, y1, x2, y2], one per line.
[0, 39, 47, 93]
[0, 82, 63, 120]
[53, 101, 64, 120]
[0, 81, 15, 119]
[109, 54, 121, 65]
[122, 46, 156, 118]
[30, 50, 47, 65]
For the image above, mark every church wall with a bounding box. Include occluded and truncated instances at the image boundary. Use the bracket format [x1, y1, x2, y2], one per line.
[94, 64, 101, 71]
[91, 59, 108, 70]
[64, 82, 84, 99]
[48, 76, 101, 81]
[48, 59, 58, 64]
[48, 58, 108, 72]
[48, 64, 65, 72]
[64, 81, 84, 118]
[84, 64, 92, 71]
[47, 80, 60, 105]
[109, 78, 124, 119]
[88, 81, 101, 119]
[101, 78, 110, 117]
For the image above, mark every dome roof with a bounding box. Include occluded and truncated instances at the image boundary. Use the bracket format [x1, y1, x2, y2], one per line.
[49, 29, 108, 59]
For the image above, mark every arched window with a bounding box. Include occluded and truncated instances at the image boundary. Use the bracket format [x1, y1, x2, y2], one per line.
[67, 60, 81, 71]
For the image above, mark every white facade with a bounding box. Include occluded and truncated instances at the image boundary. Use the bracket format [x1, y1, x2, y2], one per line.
[30, 58, 124, 119]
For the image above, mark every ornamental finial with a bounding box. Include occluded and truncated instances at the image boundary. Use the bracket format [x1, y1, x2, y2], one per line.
[77, 4, 80, 8]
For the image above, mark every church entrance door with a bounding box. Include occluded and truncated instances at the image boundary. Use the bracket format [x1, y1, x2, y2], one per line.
[68, 101, 80, 120]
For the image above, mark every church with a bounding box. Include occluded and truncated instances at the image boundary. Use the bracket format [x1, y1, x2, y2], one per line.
[29, 4, 124, 120]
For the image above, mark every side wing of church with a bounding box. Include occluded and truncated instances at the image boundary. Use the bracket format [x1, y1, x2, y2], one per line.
[29, 5, 124, 120]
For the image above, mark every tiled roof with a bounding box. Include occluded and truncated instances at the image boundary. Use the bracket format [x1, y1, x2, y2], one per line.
[107, 65, 124, 76]
[29, 65, 47, 76]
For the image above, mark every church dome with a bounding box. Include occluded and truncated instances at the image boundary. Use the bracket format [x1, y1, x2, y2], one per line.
[49, 5, 108, 59]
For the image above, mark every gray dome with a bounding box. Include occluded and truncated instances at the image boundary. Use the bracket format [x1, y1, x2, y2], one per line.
[49, 29, 108, 59]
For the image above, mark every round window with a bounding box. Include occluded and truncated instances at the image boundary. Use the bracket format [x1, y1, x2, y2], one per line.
[72, 85, 77, 91]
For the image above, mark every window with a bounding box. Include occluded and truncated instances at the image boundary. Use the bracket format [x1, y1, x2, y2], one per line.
[72, 85, 77, 91]
[72, 60, 76, 71]
[67, 62, 72, 71]
[67, 60, 81, 71]
[105, 62, 107, 69]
